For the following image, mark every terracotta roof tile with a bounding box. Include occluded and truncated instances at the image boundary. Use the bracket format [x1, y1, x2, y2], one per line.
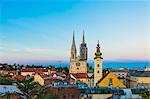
[21, 68, 48, 72]
[35, 73, 50, 81]
[91, 74, 94, 79]
[16, 75, 26, 80]
[8, 71, 16, 75]
[71, 73, 89, 79]
[50, 67, 56, 71]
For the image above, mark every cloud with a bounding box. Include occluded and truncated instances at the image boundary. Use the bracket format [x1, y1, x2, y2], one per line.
[0, 46, 69, 64]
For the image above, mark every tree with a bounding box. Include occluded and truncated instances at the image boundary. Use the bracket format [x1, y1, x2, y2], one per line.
[0, 74, 14, 85]
[141, 89, 150, 99]
[16, 78, 38, 98]
[62, 67, 69, 74]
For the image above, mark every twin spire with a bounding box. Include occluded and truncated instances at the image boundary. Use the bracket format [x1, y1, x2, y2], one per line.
[72, 32, 76, 48]
[72, 31, 85, 48]
[82, 31, 85, 44]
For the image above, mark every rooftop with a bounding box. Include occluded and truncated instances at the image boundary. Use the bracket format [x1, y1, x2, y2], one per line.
[71, 73, 89, 79]
[129, 71, 150, 77]
[21, 68, 48, 72]
[0, 85, 23, 95]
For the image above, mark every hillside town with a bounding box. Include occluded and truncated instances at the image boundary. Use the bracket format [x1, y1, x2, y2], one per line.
[0, 33, 150, 99]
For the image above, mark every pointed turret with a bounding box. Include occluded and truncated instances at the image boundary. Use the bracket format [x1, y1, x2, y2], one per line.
[94, 40, 103, 59]
[82, 31, 85, 44]
[80, 31, 88, 60]
[72, 32, 76, 46]
[71, 32, 77, 60]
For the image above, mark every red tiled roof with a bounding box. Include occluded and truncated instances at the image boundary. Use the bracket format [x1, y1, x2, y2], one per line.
[0, 70, 7, 74]
[35, 73, 50, 81]
[90, 74, 94, 79]
[51, 67, 56, 71]
[8, 71, 16, 75]
[21, 68, 48, 72]
[6, 77, 16, 81]
[71, 73, 89, 79]
[16, 75, 26, 80]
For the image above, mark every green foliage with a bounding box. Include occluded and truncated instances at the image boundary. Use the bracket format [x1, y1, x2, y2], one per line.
[56, 67, 62, 72]
[16, 78, 38, 95]
[140, 89, 150, 99]
[62, 66, 69, 74]
[87, 64, 94, 73]
[0, 74, 14, 85]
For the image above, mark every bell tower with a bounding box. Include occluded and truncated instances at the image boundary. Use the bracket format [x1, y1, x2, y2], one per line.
[80, 31, 88, 60]
[94, 40, 103, 86]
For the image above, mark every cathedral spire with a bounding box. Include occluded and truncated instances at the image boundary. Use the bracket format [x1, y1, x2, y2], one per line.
[72, 31, 76, 49]
[71, 32, 77, 60]
[80, 31, 88, 60]
[82, 31, 85, 43]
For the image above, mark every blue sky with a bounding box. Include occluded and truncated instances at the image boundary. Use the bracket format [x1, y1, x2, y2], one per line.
[0, 0, 149, 65]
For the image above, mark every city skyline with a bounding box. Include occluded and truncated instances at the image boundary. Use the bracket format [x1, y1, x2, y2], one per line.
[0, 0, 149, 65]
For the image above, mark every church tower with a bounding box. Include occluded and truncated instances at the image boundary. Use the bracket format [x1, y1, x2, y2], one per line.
[94, 40, 103, 86]
[71, 32, 77, 61]
[69, 32, 87, 73]
[80, 31, 88, 60]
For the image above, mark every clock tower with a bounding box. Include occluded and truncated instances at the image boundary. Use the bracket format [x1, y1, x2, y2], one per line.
[94, 40, 103, 86]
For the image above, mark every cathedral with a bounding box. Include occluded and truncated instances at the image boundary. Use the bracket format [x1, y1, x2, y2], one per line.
[69, 32, 88, 73]
[69, 32, 126, 87]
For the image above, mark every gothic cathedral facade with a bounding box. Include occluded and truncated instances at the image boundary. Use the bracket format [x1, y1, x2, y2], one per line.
[69, 32, 88, 73]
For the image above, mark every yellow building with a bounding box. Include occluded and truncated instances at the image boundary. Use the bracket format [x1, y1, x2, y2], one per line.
[94, 40, 103, 86]
[126, 71, 150, 88]
[34, 73, 50, 86]
[97, 72, 126, 88]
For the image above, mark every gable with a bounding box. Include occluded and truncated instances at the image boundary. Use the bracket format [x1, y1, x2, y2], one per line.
[97, 72, 126, 88]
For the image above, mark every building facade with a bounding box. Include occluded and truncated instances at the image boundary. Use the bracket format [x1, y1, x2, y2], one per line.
[126, 71, 150, 88]
[94, 40, 103, 86]
[69, 32, 88, 73]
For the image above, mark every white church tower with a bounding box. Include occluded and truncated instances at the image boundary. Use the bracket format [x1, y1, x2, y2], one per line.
[94, 40, 103, 86]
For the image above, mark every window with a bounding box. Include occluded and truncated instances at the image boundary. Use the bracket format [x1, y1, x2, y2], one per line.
[97, 71, 99, 73]
[63, 95, 66, 98]
[76, 63, 80, 66]
[97, 64, 99, 67]
[72, 95, 74, 98]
